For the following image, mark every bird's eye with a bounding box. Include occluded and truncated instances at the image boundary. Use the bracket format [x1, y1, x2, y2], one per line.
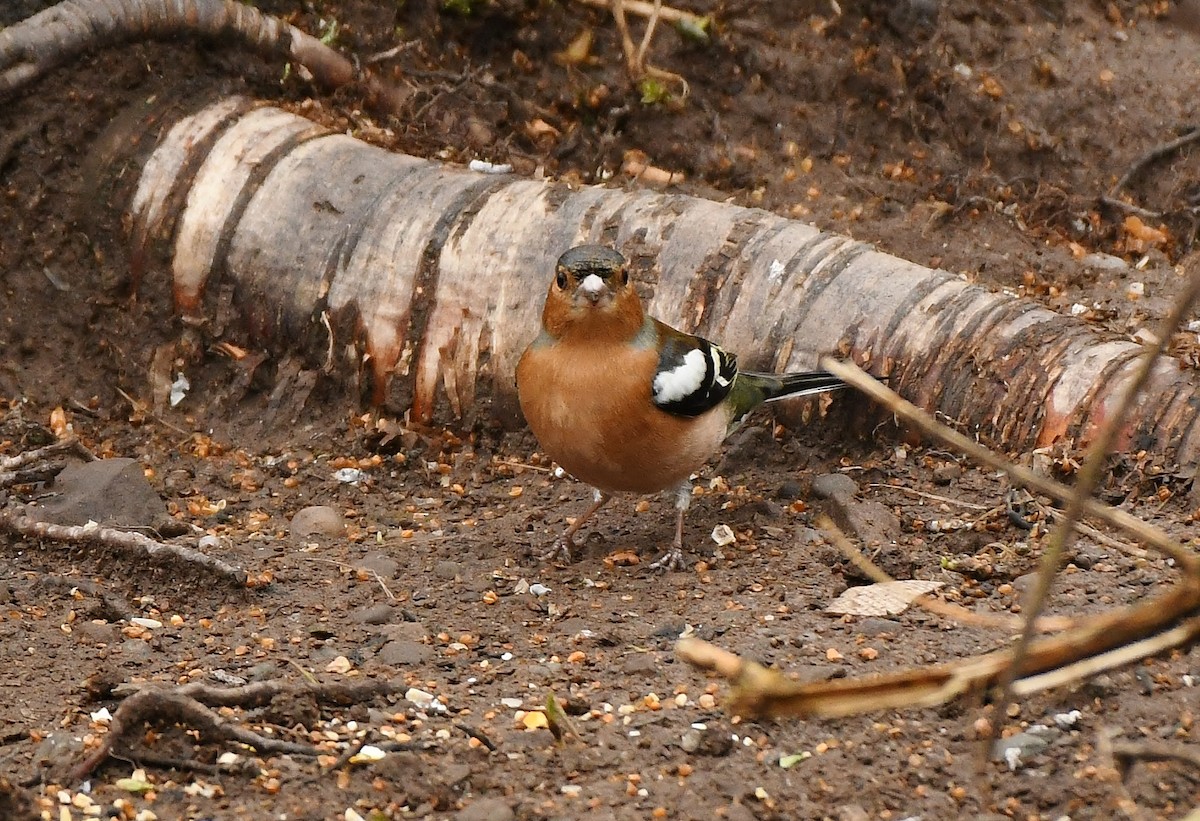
[555, 271, 568, 289]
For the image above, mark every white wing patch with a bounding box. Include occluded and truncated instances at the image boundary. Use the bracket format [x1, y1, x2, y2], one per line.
[711, 346, 732, 387]
[653, 348, 708, 404]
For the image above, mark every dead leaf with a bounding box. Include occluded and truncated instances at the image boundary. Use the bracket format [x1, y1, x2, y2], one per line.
[825, 580, 945, 617]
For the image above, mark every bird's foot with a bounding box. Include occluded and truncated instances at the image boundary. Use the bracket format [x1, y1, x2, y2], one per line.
[539, 536, 576, 564]
[648, 545, 686, 572]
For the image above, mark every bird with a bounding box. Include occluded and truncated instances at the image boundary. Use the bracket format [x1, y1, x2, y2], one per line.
[515, 244, 847, 570]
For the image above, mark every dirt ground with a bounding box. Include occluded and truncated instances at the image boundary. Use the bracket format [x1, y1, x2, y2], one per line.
[2, 1, 1200, 819]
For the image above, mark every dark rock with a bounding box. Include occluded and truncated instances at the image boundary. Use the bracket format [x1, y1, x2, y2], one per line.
[115, 639, 153, 660]
[27, 457, 168, 529]
[776, 480, 804, 500]
[854, 618, 901, 637]
[377, 621, 430, 642]
[819, 491, 902, 548]
[679, 725, 733, 756]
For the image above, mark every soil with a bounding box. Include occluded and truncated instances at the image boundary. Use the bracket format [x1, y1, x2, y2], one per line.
[2, 1, 1200, 819]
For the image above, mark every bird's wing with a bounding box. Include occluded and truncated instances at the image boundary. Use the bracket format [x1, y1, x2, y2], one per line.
[649, 319, 739, 417]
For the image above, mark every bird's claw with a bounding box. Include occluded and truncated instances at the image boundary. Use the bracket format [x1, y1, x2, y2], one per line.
[648, 546, 686, 572]
[539, 537, 576, 564]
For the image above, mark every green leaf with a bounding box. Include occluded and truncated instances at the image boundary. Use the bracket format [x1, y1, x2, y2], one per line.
[639, 77, 670, 105]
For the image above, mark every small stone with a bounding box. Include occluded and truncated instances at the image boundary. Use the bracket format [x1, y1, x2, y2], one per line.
[359, 552, 399, 579]
[378, 639, 433, 666]
[810, 473, 857, 502]
[1081, 252, 1128, 271]
[932, 463, 962, 484]
[351, 603, 396, 625]
[325, 655, 353, 674]
[289, 505, 344, 538]
[455, 798, 515, 821]
[434, 561, 460, 580]
[622, 653, 658, 676]
[776, 480, 804, 500]
[74, 620, 119, 645]
[1011, 573, 1040, 597]
[679, 726, 733, 757]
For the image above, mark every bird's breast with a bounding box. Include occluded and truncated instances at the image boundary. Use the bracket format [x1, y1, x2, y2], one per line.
[517, 341, 729, 495]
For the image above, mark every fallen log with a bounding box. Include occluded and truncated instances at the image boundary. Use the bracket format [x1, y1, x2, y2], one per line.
[110, 96, 1198, 466]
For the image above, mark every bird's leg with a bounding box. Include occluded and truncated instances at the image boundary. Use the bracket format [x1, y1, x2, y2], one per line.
[541, 489, 611, 562]
[649, 483, 691, 571]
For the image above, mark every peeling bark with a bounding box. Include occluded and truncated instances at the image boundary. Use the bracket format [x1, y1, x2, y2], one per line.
[107, 95, 1200, 467]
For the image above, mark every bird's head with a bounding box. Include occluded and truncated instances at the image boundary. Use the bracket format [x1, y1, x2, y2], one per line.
[541, 245, 644, 341]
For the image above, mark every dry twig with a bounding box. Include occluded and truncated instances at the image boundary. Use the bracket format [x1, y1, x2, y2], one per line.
[0, 436, 93, 470]
[77, 678, 402, 780]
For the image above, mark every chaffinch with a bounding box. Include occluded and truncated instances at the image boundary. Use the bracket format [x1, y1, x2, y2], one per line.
[516, 245, 846, 570]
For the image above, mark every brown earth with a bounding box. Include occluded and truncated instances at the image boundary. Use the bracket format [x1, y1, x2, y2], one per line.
[2, 1, 1200, 819]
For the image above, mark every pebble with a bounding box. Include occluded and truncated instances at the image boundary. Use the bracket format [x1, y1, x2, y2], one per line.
[73, 620, 119, 645]
[932, 463, 962, 484]
[1081, 252, 1128, 271]
[622, 653, 658, 676]
[289, 505, 344, 537]
[455, 797, 515, 821]
[810, 473, 857, 502]
[358, 551, 399, 579]
[378, 639, 433, 666]
[679, 726, 733, 756]
[776, 480, 804, 500]
[351, 603, 396, 625]
[434, 560, 460, 580]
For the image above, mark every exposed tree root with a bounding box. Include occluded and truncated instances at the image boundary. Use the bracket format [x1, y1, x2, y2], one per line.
[0, 0, 408, 114]
[1101, 125, 1200, 221]
[74, 678, 402, 781]
[1, 514, 249, 587]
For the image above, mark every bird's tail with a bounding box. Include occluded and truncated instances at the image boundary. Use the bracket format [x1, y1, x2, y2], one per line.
[747, 370, 847, 403]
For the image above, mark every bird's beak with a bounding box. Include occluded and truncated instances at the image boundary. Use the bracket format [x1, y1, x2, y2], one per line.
[577, 273, 609, 305]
